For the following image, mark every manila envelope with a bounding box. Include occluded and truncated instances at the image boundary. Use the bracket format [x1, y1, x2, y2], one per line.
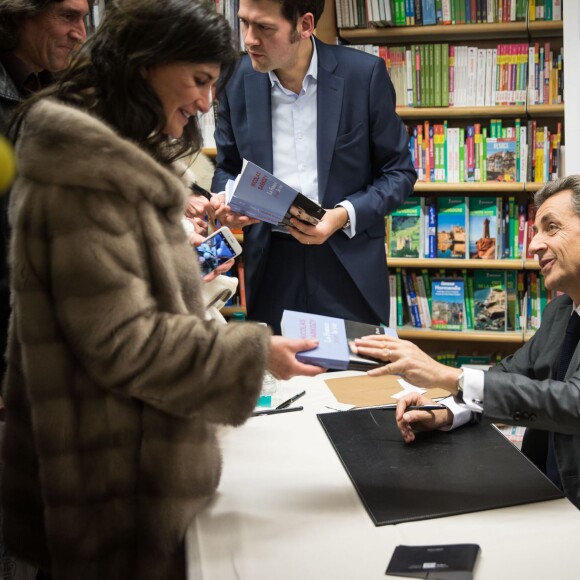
[324, 374, 451, 408]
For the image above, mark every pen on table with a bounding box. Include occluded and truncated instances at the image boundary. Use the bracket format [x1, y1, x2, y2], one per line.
[252, 406, 304, 417]
[275, 390, 306, 410]
[381, 404, 447, 411]
[189, 182, 212, 200]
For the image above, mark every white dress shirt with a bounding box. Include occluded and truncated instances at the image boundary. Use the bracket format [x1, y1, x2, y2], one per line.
[268, 40, 355, 236]
[442, 303, 580, 429]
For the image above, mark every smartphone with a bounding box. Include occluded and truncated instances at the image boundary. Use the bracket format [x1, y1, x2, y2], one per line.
[195, 226, 242, 277]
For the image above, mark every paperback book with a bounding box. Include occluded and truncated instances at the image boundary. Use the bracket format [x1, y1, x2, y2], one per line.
[473, 270, 507, 332]
[468, 197, 499, 259]
[388, 197, 422, 258]
[436, 196, 467, 259]
[485, 138, 517, 182]
[280, 310, 397, 371]
[430, 278, 465, 331]
[225, 159, 325, 227]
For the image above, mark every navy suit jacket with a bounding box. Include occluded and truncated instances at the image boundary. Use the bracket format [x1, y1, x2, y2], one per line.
[212, 38, 416, 323]
[484, 294, 580, 508]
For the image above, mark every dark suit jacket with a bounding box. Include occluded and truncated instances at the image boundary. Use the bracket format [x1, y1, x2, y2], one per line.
[483, 294, 580, 508]
[212, 38, 416, 323]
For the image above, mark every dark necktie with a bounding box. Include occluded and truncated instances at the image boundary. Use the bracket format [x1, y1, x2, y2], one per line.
[546, 311, 580, 486]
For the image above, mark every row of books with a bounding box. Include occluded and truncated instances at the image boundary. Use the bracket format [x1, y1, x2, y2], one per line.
[351, 41, 563, 108]
[386, 195, 537, 260]
[389, 267, 553, 332]
[336, 0, 561, 29]
[407, 119, 562, 184]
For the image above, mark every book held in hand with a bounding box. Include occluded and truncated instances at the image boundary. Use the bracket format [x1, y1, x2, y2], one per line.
[225, 159, 325, 227]
[280, 310, 397, 371]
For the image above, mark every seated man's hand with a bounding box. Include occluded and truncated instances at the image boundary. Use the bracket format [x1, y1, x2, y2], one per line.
[352, 335, 458, 393]
[395, 393, 453, 444]
[210, 192, 260, 229]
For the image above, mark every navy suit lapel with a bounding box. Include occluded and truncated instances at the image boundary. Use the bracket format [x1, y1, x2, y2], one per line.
[316, 40, 343, 203]
[244, 70, 273, 172]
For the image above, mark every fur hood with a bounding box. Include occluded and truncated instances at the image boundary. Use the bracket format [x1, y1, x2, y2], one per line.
[2, 99, 269, 579]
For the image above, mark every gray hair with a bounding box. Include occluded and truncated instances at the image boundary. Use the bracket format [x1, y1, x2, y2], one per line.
[0, 1, 71, 50]
[534, 175, 580, 218]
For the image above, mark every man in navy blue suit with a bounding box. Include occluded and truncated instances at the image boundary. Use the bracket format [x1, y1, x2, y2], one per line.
[212, 0, 416, 334]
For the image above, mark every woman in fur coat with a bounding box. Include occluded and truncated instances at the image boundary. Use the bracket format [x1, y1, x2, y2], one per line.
[1, 1, 323, 578]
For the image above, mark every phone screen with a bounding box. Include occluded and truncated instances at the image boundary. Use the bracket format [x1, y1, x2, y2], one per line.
[196, 230, 238, 276]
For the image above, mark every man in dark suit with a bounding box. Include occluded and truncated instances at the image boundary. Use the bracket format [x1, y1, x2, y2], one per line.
[211, 0, 416, 334]
[353, 175, 580, 509]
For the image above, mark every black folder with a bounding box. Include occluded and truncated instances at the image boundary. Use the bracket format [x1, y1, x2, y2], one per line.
[318, 408, 564, 526]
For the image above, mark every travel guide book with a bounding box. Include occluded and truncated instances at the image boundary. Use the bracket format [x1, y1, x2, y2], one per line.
[280, 310, 397, 371]
[387, 197, 422, 258]
[431, 278, 465, 331]
[225, 159, 325, 227]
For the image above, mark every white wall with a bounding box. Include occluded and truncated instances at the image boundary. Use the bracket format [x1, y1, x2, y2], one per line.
[563, 0, 579, 174]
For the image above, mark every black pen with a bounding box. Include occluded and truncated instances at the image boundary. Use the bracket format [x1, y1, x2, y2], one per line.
[275, 390, 306, 410]
[380, 404, 447, 411]
[252, 406, 304, 417]
[189, 182, 212, 200]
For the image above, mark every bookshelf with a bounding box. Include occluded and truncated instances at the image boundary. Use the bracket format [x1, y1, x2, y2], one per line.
[333, 1, 566, 360]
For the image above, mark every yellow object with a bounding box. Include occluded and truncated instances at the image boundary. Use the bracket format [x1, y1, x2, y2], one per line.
[0, 135, 16, 194]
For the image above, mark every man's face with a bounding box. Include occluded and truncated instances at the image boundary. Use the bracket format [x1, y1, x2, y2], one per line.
[529, 189, 580, 302]
[238, 0, 303, 74]
[18, 0, 89, 72]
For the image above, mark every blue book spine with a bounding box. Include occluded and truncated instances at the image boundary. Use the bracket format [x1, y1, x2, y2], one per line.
[422, 0, 437, 24]
[428, 199, 437, 258]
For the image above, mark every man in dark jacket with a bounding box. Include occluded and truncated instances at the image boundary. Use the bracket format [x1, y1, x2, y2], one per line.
[0, 0, 89, 395]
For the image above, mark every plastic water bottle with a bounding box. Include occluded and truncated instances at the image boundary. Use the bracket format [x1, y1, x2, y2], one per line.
[261, 370, 278, 396]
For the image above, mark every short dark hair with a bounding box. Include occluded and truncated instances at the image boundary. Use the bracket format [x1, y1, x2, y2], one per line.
[0, 0, 67, 50]
[276, 0, 325, 27]
[535, 175, 580, 218]
[11, 0, 238, 166]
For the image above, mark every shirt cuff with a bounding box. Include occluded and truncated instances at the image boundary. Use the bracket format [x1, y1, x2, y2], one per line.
[461, 367, 485, 413]
[438, 395, 473, 431]
[336, 201, 355, 237]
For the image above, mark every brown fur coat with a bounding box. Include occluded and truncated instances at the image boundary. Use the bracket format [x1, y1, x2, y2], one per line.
[1, 99, 269, 579]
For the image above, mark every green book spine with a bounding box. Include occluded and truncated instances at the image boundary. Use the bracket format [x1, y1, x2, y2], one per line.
[459, 127, 465, 183]
[396, 268, 404, 327]
[462, 269, 473, 329]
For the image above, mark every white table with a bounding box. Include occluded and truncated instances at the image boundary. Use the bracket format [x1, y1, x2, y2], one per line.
[187, 372, 580, 580]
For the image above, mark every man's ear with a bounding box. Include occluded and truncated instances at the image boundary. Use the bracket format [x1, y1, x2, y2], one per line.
[299, 12, 315, 38]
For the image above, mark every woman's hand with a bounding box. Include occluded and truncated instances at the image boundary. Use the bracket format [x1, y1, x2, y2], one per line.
[267, 335, 326, 380]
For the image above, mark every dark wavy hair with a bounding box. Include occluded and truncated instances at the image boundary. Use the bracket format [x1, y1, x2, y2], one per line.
[0, 0, 70, 51]
[10, 0, 238, 166]
[277, 0, 325, 27]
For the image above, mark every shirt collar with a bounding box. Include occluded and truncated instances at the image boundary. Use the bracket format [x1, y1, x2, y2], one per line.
[268, 37, 318, 93]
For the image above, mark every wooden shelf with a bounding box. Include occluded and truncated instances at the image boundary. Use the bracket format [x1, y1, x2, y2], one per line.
[339, 20, 563, 44]
[339, 22, 530, 44]
[202, 147, 217, 158]
[528, 20, 564, 37]
[414, 182, 525, 193]
[397, 103, 563, 120]
[398, 326, 524, 343]
[389, 258, 525, 269]
[526, 104, 565, 117]
[398, 105, 526, 119]
[221, 306, 246, 317]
